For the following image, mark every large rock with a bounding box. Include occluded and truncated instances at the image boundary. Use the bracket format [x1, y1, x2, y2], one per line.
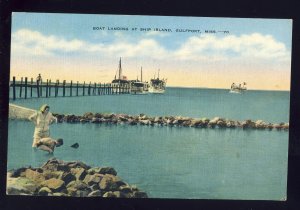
[59, 172, 76, 185]
[41, 178, 65, 192]
[88, 190, 102, 197]
[43, 171, 64, 180]
[83, 174, 104, 186]
[99, 174, 120, 191]
[66, 180, 89, 191]
[71, 167, 87, 180]
[9, 167, 28, 178]
[7, 176, 38, 195]
[22, 169, 46, 184]
[67, 161, 90, 170]
[83, 112, 94, 120]
[99, 167, 117, 176]
[38, 187, 52, 196]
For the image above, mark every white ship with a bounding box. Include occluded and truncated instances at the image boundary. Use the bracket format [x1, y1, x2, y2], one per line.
[149, 69, 167, 94]
[130, 67, 149, 95]
[229, 82, 247, 93]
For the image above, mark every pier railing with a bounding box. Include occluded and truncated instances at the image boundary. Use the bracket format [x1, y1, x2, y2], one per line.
[10, 76, 131, 100]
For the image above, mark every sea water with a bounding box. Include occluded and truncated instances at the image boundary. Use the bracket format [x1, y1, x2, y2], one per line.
[7, 88, 289, 199]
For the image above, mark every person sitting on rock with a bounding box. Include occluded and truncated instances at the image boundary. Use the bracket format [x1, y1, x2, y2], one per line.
[36, 137, 63, 154]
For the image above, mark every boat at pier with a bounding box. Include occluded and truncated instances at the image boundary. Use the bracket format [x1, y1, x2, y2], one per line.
[112, 57, 130, 85]
[130, 67, 149, 95]
[229, 82, 247, 93]
[112, 58, 130, 94]
[149, 69, 167, 94]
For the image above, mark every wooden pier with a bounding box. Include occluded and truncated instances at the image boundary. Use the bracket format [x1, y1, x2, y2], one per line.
[10, 76, 131, 100]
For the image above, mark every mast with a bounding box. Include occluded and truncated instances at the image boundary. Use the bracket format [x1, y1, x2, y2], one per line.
[119, 57, 121, 80]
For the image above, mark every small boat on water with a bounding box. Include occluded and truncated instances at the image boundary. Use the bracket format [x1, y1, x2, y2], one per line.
[130, 67, 149, 95]
[149, 69, 167, 94]
[229, 82, 247, 93]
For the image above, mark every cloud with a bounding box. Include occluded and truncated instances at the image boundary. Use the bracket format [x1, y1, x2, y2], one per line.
[12, 29, 290, 64]
[11, 28, 168, 59]
[174, 33, 290, 62]
[12, 29, 87, 56]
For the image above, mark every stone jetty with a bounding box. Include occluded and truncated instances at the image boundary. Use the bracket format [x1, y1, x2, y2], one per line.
[52, 112, 289, 131]
[8, 103, 289, 131]
[6, 158, 148, 198]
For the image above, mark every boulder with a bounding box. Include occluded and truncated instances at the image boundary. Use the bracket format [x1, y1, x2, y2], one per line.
[216, 119, 226, 128]
[91, 117, 100, 123]
[83, 174, 104, 186]
[255, 120, 267, 129]
[38, 187, 52, 196]
[22, 168, 45, 183]
[139, 120, 150, 125]
[89, 184, 100, 191]
[59, 172, 76, 185]
[79, 118, 89, 123]
[94, 113, 103, 118]
[241, 120, 256, 129]
[71, 167, 87, 180]
[43, 171, 64, 180]
[52, 192, 67, 196]
[226, 120, 236, 128]
[282, 123, 289, 130]
[99, 174, 120, 191]
[88, 190, 102, 197]
[83, 112, 94, 120]
[67, 180, 89, 191]
[64, 114, 78, 123]
[103, 191, 116, 198]
[119, 185, 133, 194]
[66, 161, 90, 170]
[182, 120, 192, 127]
[7, 177, 38, 195]
[97, 167, 117, 176]
[41, 178, 65, 192]
[10, 167, 28, 178]
[7, 184, 33, 195]
[66, 187, 77, 196]
[273, 124, 282, 130]
[75, 190, 90, 197]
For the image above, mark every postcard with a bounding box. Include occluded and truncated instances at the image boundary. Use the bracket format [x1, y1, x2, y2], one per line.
[7, 13, 292, 200]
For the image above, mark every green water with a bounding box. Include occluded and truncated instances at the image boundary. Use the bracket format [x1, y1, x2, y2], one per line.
[8, 88, 289, 199]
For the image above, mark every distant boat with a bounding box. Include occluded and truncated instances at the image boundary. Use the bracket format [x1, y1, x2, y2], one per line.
[230, 82, 247, 93]
[149, 69, 167, 94]
[130, 67, 149, 95]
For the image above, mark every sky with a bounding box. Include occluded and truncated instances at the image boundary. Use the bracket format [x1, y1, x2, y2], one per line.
[10, 13, 292, 90]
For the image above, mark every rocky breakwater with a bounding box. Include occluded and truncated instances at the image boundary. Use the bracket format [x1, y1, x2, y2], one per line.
[7, 158, 148, 198]
[53, 113, 289, 131]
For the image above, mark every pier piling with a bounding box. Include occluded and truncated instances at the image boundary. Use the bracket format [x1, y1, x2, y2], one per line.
[25, 77, 28, 99]
[70, 80, 73, 97]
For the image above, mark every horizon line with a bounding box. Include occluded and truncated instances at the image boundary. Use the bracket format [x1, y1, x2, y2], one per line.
[167, 86, 290, 92]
